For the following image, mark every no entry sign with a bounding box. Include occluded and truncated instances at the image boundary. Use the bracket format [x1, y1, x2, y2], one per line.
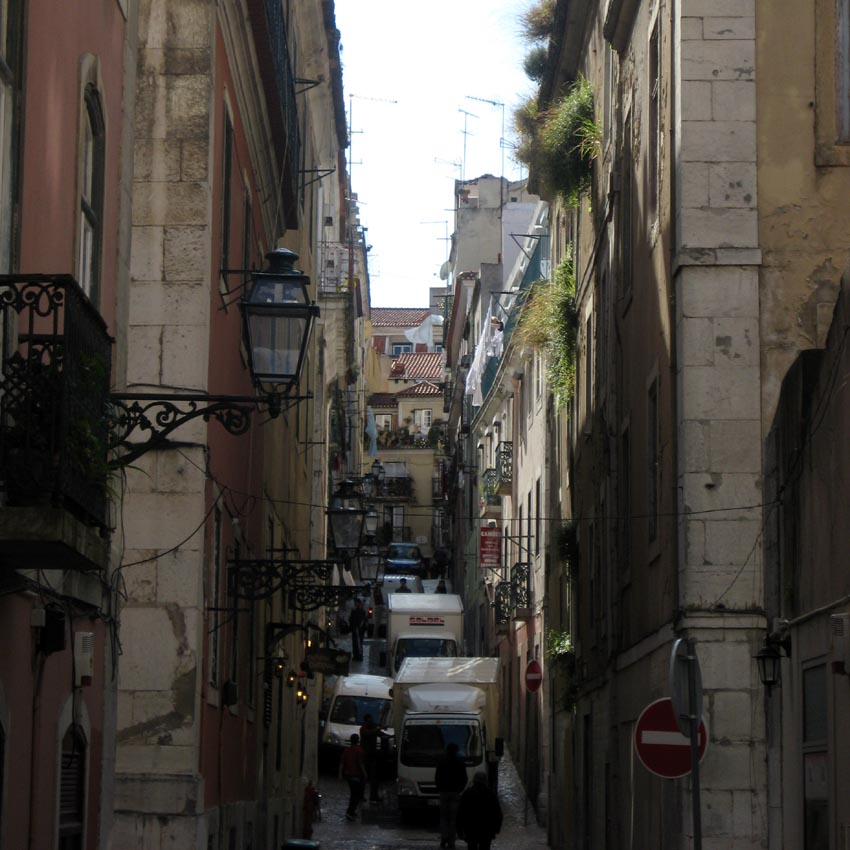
[525, 659, 543, 693]
[634, 697, 707, 779]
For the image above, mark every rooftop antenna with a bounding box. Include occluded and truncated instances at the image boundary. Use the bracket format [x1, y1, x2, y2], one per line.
[347, 93, 397, 289]
[466, 95, 507, 241]
[457, 108, 478, 185]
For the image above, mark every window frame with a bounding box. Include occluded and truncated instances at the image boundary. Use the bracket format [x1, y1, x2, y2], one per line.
[78, 84, 105, 304]
[815, 0, 850, 163]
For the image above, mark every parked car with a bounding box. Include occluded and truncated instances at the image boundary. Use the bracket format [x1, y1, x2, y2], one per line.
[384, 542, 425, 576]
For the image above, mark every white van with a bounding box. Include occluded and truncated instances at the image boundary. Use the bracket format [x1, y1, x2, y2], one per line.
[319, 673, 394, 764]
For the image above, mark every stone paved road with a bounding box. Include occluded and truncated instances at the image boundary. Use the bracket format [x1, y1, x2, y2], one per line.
[310, 749, 550, 850]
[308, 631, 550, 850]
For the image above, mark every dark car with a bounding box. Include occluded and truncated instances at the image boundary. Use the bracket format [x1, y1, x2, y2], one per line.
[384, 542, 425, 577]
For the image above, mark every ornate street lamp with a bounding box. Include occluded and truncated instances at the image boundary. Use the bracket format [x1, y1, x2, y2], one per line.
[328, 479, 367, 560]
[365, 506, 379, 538]
[371, 459, 386, 482]
[755, 641, 781, 688]
[754, 633, 791, 689]
[107, 247, 320, 466]
[241, 248, 320, 398]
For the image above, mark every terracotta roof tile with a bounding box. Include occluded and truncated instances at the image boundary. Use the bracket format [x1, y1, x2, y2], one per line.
[371, 307, 430, 327]
[389, 352, 443, 380]
[396, 381, 442, 398]
[368, 393, 397, 408]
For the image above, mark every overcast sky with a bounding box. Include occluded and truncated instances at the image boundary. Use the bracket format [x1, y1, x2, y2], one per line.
[333, 0, 536, 308]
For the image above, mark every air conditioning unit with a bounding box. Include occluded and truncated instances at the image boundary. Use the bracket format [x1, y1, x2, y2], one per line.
[74, 631, 95, 687]
[830, 614, 850, 674]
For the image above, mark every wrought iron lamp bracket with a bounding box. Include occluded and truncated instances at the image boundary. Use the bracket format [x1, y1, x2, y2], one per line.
[288, 583, 370, 612]
[107, 391, 313, 467]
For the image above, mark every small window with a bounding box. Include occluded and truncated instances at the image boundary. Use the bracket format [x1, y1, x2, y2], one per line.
[392, 343, 412, 356]
[648, 18, 660, 222]
[413, 408, 432, 431]
[647, 379, 659, 542]
[78, 86, 104, 303]
[210, 507, 222, 688]
[802, 664, 828, 850]
[58, 726, 86, 850]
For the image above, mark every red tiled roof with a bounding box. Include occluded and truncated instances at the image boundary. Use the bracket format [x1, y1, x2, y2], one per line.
[368, 393, 397, 408]
[396, 381, 442, 398]
[371, 307, 430, 327]
[389, 352, 443, 380]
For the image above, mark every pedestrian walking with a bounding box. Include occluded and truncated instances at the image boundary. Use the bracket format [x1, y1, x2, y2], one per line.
[434, 741, 468, 848]
[359, 713, 383, 802]
[456, 771, 503, 850]
[339, 733, 367, 821]
[349, 598, 367, 660]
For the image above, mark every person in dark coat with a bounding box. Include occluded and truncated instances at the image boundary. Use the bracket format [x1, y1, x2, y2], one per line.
[359, 713, 384, 802]
[456, 771, 503, 850]
[338, 733, 367, 821]
[349, 598, 367, 660]
[434, 742, 468, 848]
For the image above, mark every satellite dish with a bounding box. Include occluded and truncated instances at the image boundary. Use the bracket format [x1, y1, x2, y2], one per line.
[439, 260, 451, 280]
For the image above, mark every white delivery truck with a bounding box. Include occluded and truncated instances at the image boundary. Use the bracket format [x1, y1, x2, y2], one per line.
[381, 593, 464, 676]
[319, 673, 394, 769]
[392, 657, 503, 814]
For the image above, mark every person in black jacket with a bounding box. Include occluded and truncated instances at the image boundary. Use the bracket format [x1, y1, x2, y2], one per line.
[456, 771, 503, 850]
[349, 598, 367, 660]
[434, 742, 468, 848]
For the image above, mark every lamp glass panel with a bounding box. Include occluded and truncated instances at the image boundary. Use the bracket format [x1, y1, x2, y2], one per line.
[329, 510, 363, 552]
[247, 309, 308, 381]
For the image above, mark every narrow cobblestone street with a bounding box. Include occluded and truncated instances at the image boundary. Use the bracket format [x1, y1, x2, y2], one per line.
[310, 747, 550, 850]
[308, 630, 551, 850]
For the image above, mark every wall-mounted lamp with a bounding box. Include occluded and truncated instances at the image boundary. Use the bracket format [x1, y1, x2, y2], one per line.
[755, 633, 792, 688]
[109, 248, 320, 466]
[286, 669, 297, 688]
[272, 657, 286, 678]
[328, 479, 367, 560]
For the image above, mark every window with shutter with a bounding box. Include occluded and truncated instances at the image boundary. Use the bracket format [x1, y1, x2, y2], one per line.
[58, 726, 86, 850]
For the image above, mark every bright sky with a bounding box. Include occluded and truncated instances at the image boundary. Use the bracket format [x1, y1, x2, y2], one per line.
[333, 0, 536, 308]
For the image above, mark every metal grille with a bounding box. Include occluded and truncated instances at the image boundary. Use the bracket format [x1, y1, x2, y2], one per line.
[496, 441, 513, 490]
[511, 562, 531, 610]
[0, 275, 112, 530]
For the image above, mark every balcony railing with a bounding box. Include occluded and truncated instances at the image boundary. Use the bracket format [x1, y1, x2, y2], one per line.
[511, 561, 531, 617]
[374, 427, 440, 450]
[495, 581, 511, 629]
[0, 275, 112, 531]
[481, 468, 500, 506]
[249, 0, 300, 205]
[495, 441, 513, 494]
[372, 476, 413, 500]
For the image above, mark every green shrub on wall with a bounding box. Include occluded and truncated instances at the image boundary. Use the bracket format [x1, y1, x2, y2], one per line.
[515, 251, 578, 410]
[539, 75, 599, 204]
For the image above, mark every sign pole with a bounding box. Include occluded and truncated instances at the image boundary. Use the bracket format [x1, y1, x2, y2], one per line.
[687, 638, 703, 850]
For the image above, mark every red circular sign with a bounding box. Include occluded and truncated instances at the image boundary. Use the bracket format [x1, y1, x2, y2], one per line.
[634, 697, 707, 779]
[525, 659, 543, 693]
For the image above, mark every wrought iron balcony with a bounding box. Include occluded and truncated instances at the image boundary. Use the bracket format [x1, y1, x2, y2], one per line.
[495, 441, 513, 494]
[495, 581, 511, 630]
[443, 380, 454, 414]
[248, 0, 301, 209]
[0, 275, 112, 535]
[480, 468, 501, 516]
[511, 561, 531, 619]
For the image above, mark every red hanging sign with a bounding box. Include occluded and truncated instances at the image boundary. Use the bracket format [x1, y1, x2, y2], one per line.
[480, 527, 501, 570]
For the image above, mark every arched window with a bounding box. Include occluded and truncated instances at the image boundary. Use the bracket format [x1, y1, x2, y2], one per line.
[58, 725, 86, 850]
[78, 84, 104, 303]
